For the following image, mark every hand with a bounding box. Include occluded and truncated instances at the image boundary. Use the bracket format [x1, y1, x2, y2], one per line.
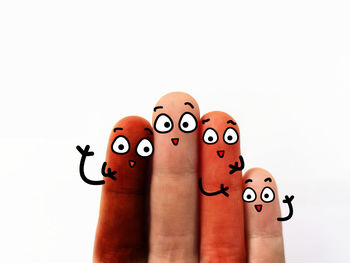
[92, 92, 288, 263]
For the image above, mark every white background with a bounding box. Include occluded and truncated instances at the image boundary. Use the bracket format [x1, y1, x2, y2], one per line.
[1, 1, 349, 262]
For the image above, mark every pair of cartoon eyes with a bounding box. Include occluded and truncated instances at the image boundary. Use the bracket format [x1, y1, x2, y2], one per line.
[112, 136, 153, 157]
[242, 187, 275, 203]
[154, 112, 197, 133]
[203, 127, 238, 145]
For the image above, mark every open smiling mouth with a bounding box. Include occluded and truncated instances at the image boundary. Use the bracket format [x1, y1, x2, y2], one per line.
[255, 204, 263, 212]
[217, 150, 224, 158]
[171, 138, 179, 146]
[129, 160, 136, 168]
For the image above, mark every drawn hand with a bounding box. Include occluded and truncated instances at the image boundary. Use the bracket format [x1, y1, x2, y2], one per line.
[277, 195, 294, 222]
[101, 162, 117, 181]
[228, 155, 245, 174]
[76, 144, 94, 157]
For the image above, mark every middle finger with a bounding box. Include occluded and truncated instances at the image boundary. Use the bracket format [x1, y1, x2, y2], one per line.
[148, 92, 200, 262]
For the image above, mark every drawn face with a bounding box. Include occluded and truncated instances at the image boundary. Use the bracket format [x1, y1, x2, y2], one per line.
[152, 92, 200, 173]
[152, 92, 200, 146]
[200, 111, 241, 161]
[242, 168, 282, 236]
[105, 116, 154, 190]
[242, 169, 280, 214]
[243, 177, 276, 213]
[199, 111, 242, 189]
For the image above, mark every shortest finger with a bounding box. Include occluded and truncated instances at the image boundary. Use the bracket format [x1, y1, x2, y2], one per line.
[243, 168, 285, 263]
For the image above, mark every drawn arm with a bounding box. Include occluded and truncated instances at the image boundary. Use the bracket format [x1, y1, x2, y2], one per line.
[198, 177, 229, 197]
[101, 161, 117, 180]
[277, 195, 294, 221]
[229, 155, 245, 175]
[76, 145, 107, 185]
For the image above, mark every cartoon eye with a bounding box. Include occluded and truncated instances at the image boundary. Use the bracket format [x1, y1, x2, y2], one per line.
[111, 135, 130, 154]
[261, 187, 275, 203]
[136, 138, 153, 157]
[154, 114, 173, 133]
[223, 127, 239, 145]
[242, 187, 257, 202]
[179, 112, 197, 133]
[203, 128, 218, 144]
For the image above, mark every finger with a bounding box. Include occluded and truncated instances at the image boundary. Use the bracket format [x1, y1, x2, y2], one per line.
[94, 116, 153, 263]
[199, 111, 246, 262]
[243, 168, 285, 263]
[149, 92, 200, 262]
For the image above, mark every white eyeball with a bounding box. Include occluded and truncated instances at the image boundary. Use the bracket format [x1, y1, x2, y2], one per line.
[261, 187, 275, 203]
[223, 127, 239, 145]
[136, 138, 153, 157]
[242, 187, 257, 202]
[179, 112, 197, 133]
[112, 136, 130, 154]
[203, 128, 218, 144]
[154, 114, 173, 133]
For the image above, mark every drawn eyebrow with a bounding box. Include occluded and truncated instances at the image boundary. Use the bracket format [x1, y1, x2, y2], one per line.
[184, 102, 194, 109]
[144, 128, 153, 135]
[202, 118, 210, 124]
[245, 179, 253, 184]
[113, 127, 123, 132]
[154, 106, 163, 112]
[264, 177, 272, 182]
[227, 120, 237, 125]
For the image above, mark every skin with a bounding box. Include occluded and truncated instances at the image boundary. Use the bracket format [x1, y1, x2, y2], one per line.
[243, 168, 285, 263]
[91, 92, 288, 262]
[199, 111, 246, 262]
[93, 116, 153, 263]
[148, 92, 200, 263]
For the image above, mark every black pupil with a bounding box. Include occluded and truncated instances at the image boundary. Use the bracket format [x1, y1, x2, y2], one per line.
[144, 147, 149, 152]
[228, 135, 233, 140]
[264, 194, 269, 198]
[164, 122, 170, 128]
[183, 122, 189, 128]
[247, 194, 251, 199]
[208, 136, 213, 141]
[118, 144, 124, 150]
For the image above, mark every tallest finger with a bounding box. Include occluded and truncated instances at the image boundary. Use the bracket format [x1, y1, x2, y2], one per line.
[149, 92, 200, 262]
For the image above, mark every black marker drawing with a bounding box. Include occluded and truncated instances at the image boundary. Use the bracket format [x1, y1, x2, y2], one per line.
[198, 177, 229, 197]
[76, 145, 117, 185]
[101, 162, 117, 180]
[277, 195, 294, 221]
[228, 155, 245, 174]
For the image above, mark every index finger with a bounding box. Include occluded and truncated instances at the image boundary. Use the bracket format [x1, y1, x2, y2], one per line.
[94, 116, 153, 263]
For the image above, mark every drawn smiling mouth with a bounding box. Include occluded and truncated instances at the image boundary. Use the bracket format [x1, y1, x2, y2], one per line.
[171, 138, 179, 146]
[129, 160, 136, 168]
[217, 150, 224, 158]
[255, 204, 263, 212]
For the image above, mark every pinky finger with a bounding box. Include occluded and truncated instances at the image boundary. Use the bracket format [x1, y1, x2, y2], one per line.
[243, 168, 285, 263]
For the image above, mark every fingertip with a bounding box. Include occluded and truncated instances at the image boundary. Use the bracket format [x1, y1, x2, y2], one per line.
[243, 167, 272, 178]
[243, 168, 278, 190]
[200, 111, 240, 131]
[112, 116, 153, 133]
[152, 91, 200, 122]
